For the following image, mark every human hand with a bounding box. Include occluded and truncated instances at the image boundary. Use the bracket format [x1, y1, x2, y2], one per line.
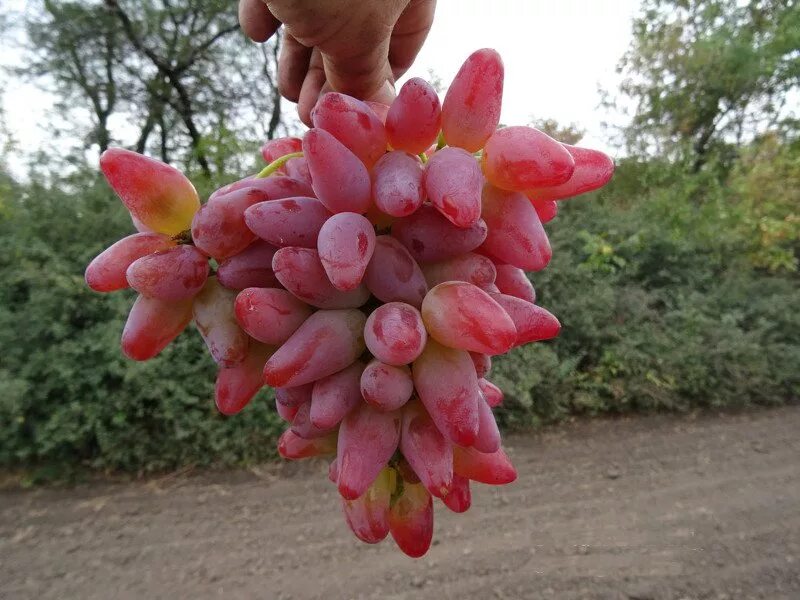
[238, 0, 436, 125]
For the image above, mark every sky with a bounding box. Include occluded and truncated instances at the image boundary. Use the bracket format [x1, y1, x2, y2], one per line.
[1, 0, 641, 176]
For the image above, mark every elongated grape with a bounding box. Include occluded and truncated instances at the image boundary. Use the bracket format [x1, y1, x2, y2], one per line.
[453, 445, 517, 485]
[527, 145, 615, 201]
[272, 247, 370, 309]
[363, 236, 428, 308]
[211, 175, 314, 203]
[86, 233, 175, 292]
[400, 400, 453, 498]
[532, 199, 558, 223]
[303, 128, 371, 214]
[424, 147, 483, 227]
[391, 205, 487, 263]
[311, 92, 388, 168]
[192, 187, 270, 259]
[473, 395, 501, 454]
[234, 287, 312, 345]
[364, 302, 426, 366]
[276, 398, 300, 422]
[371, 151, 424, 217]
[215, 342, 274, 415]
[481, 184, 551, 271]
[365, 101, 390, 124]
[337, 403, 401, 500]
[126, 245, 209, 301]
[421, 252, 496, 288]
[421, 282, 516, 355]
[494, 264, 536, 303]
[278, 429, 337, 460]
[386, 77, 442, 155]
[441, 474, 471, 513]
[478, 378, 503, 408]
[260, 136, 302, 164]
[291, 401, 336, 439]
[441, 48, 503, 152]
[469, 352, 492, 378]
[412, 339, 480, 447]
[263, 309, 366, 388]
[244, 197, 332, 249]
[100, 148, 200, 235]
[360, 360, 413, 412]
[388, 481, 433, 558]
[283, 158, 313, 187]
[482, 126, 575, 191]
[310, 361, 365, 430]
[342, 467, 393, 544]
[121, 295, 193, 361]
[489, 292, 561, 346]
[193, 278, 249, 367]
[217, 241, 280, 290]
[275, 383, 314, 408]
[317, 213, 376, 291]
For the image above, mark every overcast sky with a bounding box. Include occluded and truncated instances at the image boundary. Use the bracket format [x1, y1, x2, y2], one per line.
[2, 0, 640, 176]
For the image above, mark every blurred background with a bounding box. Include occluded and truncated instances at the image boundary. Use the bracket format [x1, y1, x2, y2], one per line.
[1, 1, 799, 598]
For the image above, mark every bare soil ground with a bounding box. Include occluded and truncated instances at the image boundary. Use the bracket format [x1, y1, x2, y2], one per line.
[1, 407, 799, 600]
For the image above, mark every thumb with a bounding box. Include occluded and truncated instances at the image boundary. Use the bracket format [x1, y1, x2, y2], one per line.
[320, 37, 395, 102]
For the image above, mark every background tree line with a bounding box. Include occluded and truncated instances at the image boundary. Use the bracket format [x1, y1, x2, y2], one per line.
[0, 0, 797, 480]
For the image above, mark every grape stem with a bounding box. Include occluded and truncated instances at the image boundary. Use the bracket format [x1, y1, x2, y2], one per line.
[418, 152, 428, 164]
[256, 151, 304, 179]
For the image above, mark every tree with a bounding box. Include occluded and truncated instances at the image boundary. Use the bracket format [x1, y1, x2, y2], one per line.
[612, 0, 799, 170]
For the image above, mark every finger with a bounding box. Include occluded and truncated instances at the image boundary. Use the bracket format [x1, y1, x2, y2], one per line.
[389, 0, 436, 80]
[297, 48, 327, 126]
[278, 33, 313, 102]
[321, 39, 394, 102]
[238, 0, 281, 43]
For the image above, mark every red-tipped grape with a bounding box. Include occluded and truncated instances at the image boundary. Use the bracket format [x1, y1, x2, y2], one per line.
[260, 136, 302, 164]
[86, 233, 176, 292]
[211, 175, 314, 202]
[291, 401, 336, 439]
[121, 295, 193, 361]
[126, 245, 209, 301]
[275, 383, 314, 408]
[478, 378, 504, 408]
[364, 302, 426, 366]
[191, 187, 270, 259]
[469, 352, 492, 378]
[278, 429, 337, 460]
[386, 78, 441, 154]
[317, 212, 376, 291]
[371, 151, 425, 217]
[342, 467, 394, 544]
[360, 360, 414, 412]
[234, 287, 312, 345]
[421, 252, 496, 288]
[388, 481, 433, 558]
[193, 278, 249, 367]
[424, 147, 483, 228]
[453, 445, 517, 485]
[489, 292, 561, 346]
[244, 197, 332, 249]
[494, 264, 536, 303]
[391, 205, 488, 263]
[400, 400, 453, 498]
[283, 158, 313, 187]
[532, 199, 558, 223]
[303, 128, 371, 214]
[215, 342, 274, 415]
[527, 145, 615, 201]
[311, 361, 365, 430]
[311, 92, 388, 168]
[276, 398, 300, 422]
[441, 473, 471, 513]
[473, 395, 501, 454]
[217, 241, 280, 290]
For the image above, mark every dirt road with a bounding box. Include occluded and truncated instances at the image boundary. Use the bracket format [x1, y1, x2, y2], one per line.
[2, 407, 799, 600]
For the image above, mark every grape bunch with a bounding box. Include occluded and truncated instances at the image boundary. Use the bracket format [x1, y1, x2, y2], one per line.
[86, 48, 613, 557]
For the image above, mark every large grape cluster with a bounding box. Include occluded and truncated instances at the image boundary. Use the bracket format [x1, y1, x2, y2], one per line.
[86, 48, 614, 557]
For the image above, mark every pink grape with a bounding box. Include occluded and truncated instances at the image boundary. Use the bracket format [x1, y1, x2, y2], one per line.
[473, 395, 501, 454]
[244, 197, 332, 249]
[342, 467, 393, 544]
[291, 401, 336, 439]
[421, 282, 516, 355]
[441, 48, 503, 152]
[260, 136, 302, 164]
[385, 77, 441, 155]
[489, 292, 561, 346]
[272, 247, 370, 309]
[126, 245, 209, 301]
[360, 360, 414, 412]
[310, 361, 365, 430]
[234, 287, 312, 345]
[85, 233, 175, 292]
[365, 101, 390, 124]
[193, 278, 249, 367]
[215, 342, 274, 415]
[423, 147, 483, 227]
[391, 205, 488, 263]
[364, 302, 426, 366]
[283, 158, 313, 187]
[421, 252, 496, 288]
[311, 92, 388, 168]
[278, 429, 337, 460]
[478, 378, 503, 408]
[482, 126, 575, 191]
[527, 145, 615, 201]
[441, 474, 471, 513]
[303, 128, 371, 214]
[469, 352, 492, 378]
[494, 264, 536, 303]
[275, 398, 300, 422]
[363, 236, 428, 308]
[371, 151, 425, 217]
[481, 184, 552, 271]
[388, 481, 433, 558]
[453, 446, 517, 485]
[211, 175, 313, 202]
[412, 339, 481, 447]
[400, 400, 453, 498]
[275, 383, 314, 408]
[263, 309, 366, 388]
[337, 403, 401, 500]
[216, 241, 280, 290]
[317, 212, 376, 291]
[99, 148, 200, 235]
[121, 295, 193, 361]
[191, 187, 270, 259]
[532, 199, 558, 223]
